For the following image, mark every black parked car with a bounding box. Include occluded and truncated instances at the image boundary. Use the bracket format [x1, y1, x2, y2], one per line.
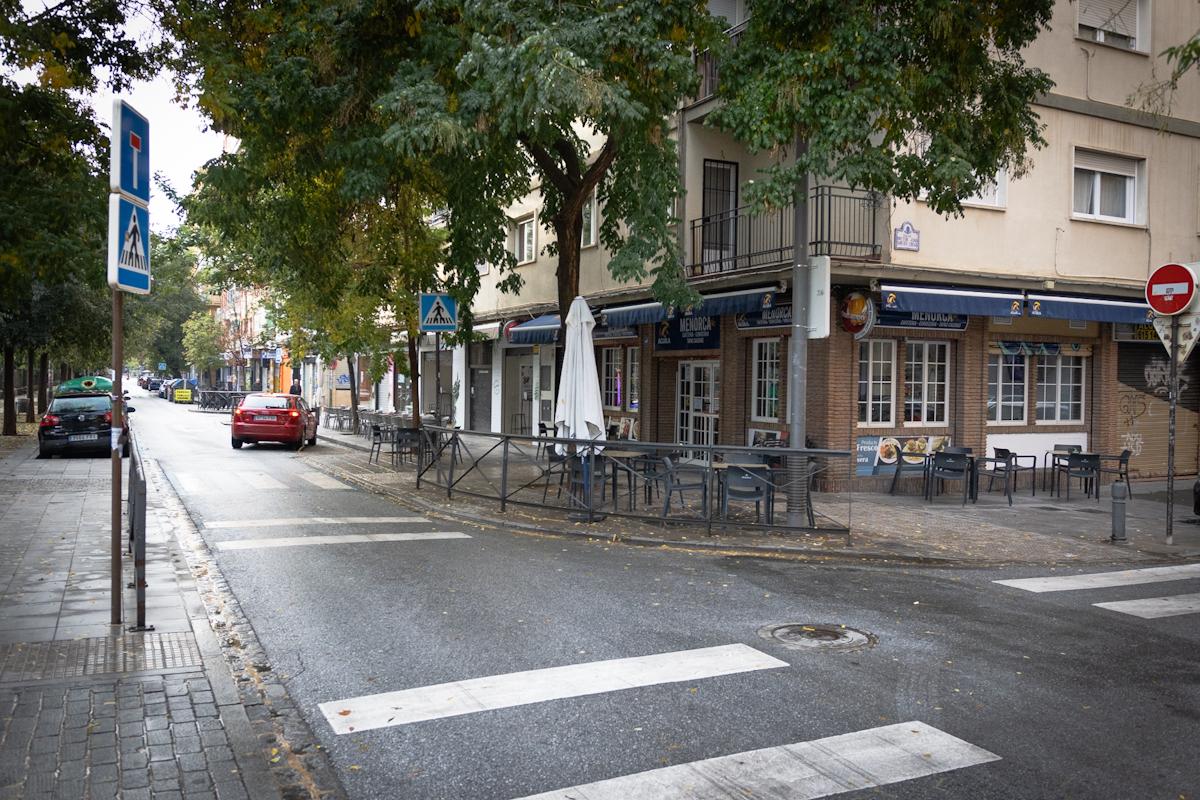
[38, 393, 133, 458]
[147, 377, 163, 392]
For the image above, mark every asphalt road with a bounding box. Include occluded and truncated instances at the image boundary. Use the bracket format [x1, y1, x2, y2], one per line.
[129, 390, 1200, 800]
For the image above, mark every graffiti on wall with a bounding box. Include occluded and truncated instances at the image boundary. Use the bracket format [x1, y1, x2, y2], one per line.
[1142, 357, 1190, 398]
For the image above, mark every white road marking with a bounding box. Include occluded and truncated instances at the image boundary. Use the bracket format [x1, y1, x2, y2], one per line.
[994, 563, 1200, 593]
[239, 471, 288, 490]
[1093, 592, 1200, 619]
[319, 644, 788, 735]
[203, 516, 429, 529]
[215, 532, 470, 550]
[513, 721, 1000, 800]
[172, 471, 210, 494]
[296, 472, 348, 490]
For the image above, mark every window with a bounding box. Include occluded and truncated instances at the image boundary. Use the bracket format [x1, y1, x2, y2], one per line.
[751, 338, 781, 422]
[600, 346, 622, 408]
[963, 169, 1008, 208]
[1078, 0, 1144, 51]
[1073, 150, 1141, 224]
[708, 0, 748, 29]
[581, 191, 597, 248]
[515, 217, 536, 264]
[904, 342, 949, 425]
[626, 346, 639, 411]
[1036, 355, 1085, 423]
[857, 340, 894, 426]
[987, 353, 1027, 423]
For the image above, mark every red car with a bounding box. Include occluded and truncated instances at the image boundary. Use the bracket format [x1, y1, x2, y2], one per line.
[231, 393, 317, 449]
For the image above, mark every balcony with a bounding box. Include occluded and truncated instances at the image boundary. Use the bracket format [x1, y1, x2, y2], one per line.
[692, 23, 745, 106]
[687, 186, 882, 278]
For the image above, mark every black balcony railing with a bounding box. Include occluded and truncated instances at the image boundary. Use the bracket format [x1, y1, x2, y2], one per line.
[692, 23, 745, 105]
[687, 186, 881, 277]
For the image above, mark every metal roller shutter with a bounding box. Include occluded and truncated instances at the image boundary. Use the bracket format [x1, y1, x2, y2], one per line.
[1116, 343, 1200, 478]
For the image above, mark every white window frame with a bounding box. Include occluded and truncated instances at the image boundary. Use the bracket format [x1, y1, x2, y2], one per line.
[626, 346, 639, 411]
[987, 353, 1028, 426]
[1036, 354, 1086, 424]
[1072, 149, 1143, 225]
[600, 346, 622, 410]
[857, 340, 895, 427]
[903, 341, 949, 427]
[581, 190, 598, 249]
[961, 168, 1008, 210]
[1076, 0, 1147, 53]
[515, 216, 537, 265]
[750, 338, 782, 423]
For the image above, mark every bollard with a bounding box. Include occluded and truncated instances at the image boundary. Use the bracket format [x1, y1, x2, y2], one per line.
[1111, 479, 1128, 544]
[1193, 478, 1200, 516]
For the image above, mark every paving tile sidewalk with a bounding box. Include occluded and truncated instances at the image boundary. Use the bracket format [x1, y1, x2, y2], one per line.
[312, 429, 1200, 567]
[0, 438, 283, 800]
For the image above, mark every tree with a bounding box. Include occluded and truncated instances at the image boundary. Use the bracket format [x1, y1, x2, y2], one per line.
[124, 233, 207, 375]
[181, 311, 223, 382]
[382, 0, 719, 392]
[708, 0, 1055, 215]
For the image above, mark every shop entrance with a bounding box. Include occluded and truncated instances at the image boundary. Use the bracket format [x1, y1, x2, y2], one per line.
[503, 348, 535, 434]
[677, 360, 720, 454]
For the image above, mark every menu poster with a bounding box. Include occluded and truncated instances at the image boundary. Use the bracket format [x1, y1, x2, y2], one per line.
[855, 434, 951, 477]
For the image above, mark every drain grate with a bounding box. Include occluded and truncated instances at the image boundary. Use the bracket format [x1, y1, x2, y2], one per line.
[759, 623, 876, 653]
[0, 632, 202, 683]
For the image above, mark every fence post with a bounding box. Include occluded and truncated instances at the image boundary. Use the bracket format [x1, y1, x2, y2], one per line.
[499, 436, 510, 512]
[705, 443, 714, 536]
[446, 429, 454, 500]
[585, 445, 595, 523]
[128, 442, 153, 632]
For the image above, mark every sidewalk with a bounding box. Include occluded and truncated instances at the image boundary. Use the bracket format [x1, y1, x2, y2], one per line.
[0, 429, 339, 800]
[310, 428, 1200, 567]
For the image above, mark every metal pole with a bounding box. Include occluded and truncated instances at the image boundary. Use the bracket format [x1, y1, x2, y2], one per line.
[787, 136, 810, 527]
[110, 290, 123, 625]
[499, 436, 510, 512]
[1167, 314, 1179, 545]
[435, 332, 442, 419]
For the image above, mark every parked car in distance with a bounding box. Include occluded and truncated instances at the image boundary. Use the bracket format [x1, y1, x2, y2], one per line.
[38, 389, 134, 458]
[147, 377, 163, 392]
[231, 393, 317, 449]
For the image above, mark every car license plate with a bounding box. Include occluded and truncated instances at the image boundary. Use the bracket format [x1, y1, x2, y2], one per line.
[254, 415, 275, 422]
[69, 434, 98, 442]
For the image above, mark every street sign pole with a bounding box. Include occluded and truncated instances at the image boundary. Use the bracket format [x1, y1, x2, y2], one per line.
[1167, 313, 1179, 546]
[787, 136, 809, 527]
[110, 291, 123, 624]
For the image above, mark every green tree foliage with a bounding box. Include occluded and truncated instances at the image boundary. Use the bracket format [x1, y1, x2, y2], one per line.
[709, 0, 1055, 216]
[124, 234, 207, 375]
[181, 311, 223, 376]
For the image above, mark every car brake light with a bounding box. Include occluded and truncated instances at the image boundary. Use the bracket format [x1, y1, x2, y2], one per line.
[289, 410, 300, 417]
[104, 411, 112, 423]
[40, 414, 60, 428]
[234, 408, 242, 417]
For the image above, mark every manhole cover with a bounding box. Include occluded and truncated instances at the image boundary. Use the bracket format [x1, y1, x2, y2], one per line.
[758, 623, 876, 653]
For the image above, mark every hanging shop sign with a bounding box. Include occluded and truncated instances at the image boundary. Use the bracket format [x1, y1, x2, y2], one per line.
[839, 292, 876, 340]
[855, 434, 952, 477]
[736, 298, 792, 330]
[1113, 323, 1159, 342]
[655, 315, 720, 351]
[594, 323, 638, 341]
[876, 306, 968, 331]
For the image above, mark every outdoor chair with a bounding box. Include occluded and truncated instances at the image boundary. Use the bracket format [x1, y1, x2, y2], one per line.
[367, 423, 391, 465]
[536, 422, 552, 459]
[720, 465, 774, 524]
[658, 457, 709, 518]
[925, 452, 971, 505]
[1098, 449, 1133, 496]
[392, 427, 421, 466]
[1054, 453, 1101, 501]
[991, 447, 1037, 497]
[974, 454, 1014, 506]
[944, 446, 973, 454]
[1044, 443, 1082, 491]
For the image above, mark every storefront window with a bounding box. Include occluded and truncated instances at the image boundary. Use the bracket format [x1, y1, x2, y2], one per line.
[987, 353, 1027, 423]
[626, 347, 639, 411]
[601, 346, 622, 408]
[904, 342, 948, 425]
[1036, 355, 1085, 423]
[858, 340, 894, 425]
[752, 338, 781, 422]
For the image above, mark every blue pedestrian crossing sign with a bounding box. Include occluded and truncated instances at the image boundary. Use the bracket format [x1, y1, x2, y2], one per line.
[107, 195, 151, 294]
[419, 293, 459, 332]
[110, 100, 150, 206]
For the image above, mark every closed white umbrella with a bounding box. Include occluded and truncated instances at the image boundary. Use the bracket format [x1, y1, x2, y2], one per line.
[553, 296, 607, 456]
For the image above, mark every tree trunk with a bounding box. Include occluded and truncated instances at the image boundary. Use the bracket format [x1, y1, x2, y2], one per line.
[37, 352, 48, 414]
[2, 345, 16, 436]
[552, 209, 584, 404]
[23, 348, 34, 423]
[407, 332, 420, 429]
[347, 353, 360, 434]
[392, 351, 401, 413]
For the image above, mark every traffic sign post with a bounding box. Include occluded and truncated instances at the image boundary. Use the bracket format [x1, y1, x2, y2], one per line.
[1147, 262, 1200, 546]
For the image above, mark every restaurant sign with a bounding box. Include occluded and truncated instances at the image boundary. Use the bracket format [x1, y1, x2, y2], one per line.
[856, 434, 951, 477]
[735, 297, 792, 330]
[876, 307, 968, 331]
[1113, 323, 1160, 342]
[594, 323, 637, 341]
[656, 314, 720, 350]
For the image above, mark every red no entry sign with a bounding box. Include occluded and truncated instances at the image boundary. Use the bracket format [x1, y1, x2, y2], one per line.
[1146, 263, 1197, 316]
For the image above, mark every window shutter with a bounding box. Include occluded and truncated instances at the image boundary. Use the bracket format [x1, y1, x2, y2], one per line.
[1079, 0, 1136, 37]
[708, 0, 738, 27]
[1074, 149, 1138, 177]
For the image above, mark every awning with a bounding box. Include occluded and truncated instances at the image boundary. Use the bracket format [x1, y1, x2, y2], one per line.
[882, 283, 1024, 317]
[602, 286, 776, 328]
[1027, 293, 1152, 325]
[508, 314, 560, 344]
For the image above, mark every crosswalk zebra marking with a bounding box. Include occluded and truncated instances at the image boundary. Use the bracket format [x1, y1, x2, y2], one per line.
[203, 516, 429, 530]
[513, 721, 1000, 800]
[239, 471, 288, 490]
[296, 472, 348, 490]
[215, 531, 471, 551]
[1093, 592, 1200, 619]
[994, 563, 1200, 593]
[319, 644, 788, 735]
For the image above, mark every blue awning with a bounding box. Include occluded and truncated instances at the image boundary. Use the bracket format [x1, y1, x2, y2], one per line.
[508, 314, 560, 344]
[1027, 293, 1152, 325]
[603, 302, 665, 327]
[882, 283, 1024, 317]
[603, 286, 776, 327]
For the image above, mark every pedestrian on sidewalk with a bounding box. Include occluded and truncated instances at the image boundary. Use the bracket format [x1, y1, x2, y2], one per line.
[289, 379, 301, 396]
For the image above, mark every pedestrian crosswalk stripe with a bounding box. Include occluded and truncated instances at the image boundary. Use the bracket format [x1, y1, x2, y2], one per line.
[1093, 592, 1200, 619]
[512, 721, 999, 800]
[295, 472, 348, 490]
[215, 532, 471, 550]
[994, 563, 1200, 593]
[319, 644, 787, 735]
[239, 471, 288, 490]
[203, 516, 429, 530]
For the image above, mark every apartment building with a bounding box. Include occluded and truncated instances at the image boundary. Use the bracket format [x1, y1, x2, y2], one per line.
[455, 0, 1200, 484]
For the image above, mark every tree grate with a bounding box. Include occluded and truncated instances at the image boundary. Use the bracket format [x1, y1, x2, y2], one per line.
[0, 632, 202, 683]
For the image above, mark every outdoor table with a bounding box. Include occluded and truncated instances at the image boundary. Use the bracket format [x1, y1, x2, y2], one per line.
[600, 449, 646, 511]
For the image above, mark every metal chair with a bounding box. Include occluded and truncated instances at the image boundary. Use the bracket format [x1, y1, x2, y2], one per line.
[975, 454, 1014, 506]
[1055, 453, 1101, 500]
[659, 457, 709, 518]
[991, 447, 1037, 497]
[367, 423, 388, 464]
[1098, 449, 1133, 496]
[1044, 443, 1082, 491]
[925, 452, 971, 505]
[392, 426, 421, 465]
[720, 465, 774, 523]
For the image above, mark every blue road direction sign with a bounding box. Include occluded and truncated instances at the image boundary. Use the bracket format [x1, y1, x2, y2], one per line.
[158, 362, 167, 371]
[110, 100, 150, 206]
[419, 293, 459, 332]
[108, 195, 151, 294]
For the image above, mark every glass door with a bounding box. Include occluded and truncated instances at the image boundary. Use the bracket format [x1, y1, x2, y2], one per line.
[677, 361, 721, 458]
